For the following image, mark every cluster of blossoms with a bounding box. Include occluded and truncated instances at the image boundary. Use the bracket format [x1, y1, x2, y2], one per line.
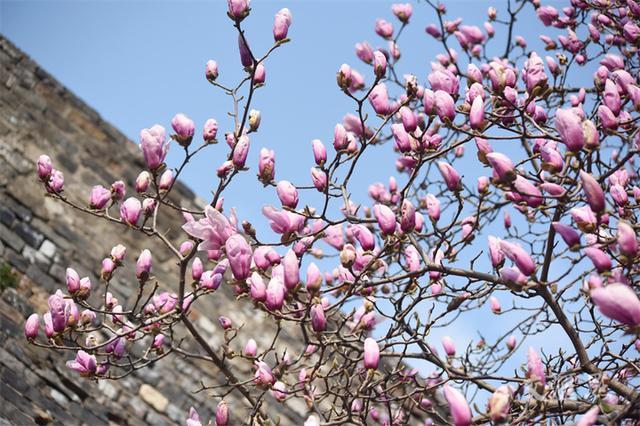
[26, 0, 640, 424]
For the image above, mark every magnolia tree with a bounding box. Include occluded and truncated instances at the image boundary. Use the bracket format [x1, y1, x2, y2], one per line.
[23, 0, 640, 424]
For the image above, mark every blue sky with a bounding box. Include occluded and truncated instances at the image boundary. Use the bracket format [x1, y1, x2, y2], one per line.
[4, 0, 585, 398]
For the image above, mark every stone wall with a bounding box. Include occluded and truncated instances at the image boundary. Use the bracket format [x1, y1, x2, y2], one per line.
[0, 35, 307, 426]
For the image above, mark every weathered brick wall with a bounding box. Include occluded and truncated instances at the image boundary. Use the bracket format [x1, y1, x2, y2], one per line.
[0, 35, 307, 425]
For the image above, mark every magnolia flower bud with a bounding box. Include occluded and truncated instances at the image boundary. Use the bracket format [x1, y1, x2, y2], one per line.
[205, 59, 219, 81]
[487, 385, 512, 423]
[48, 293, 66, 333]
[248, 109, 261, 132]
[443, 384, 472, 426]
[135, 171, 151, 193]
[373, 50, 387, 78]
[37, 155, 52, 180]
[437, 161, 461, 192]
[276, 180, 299, 208]
[282, 249, 299, 290]
[47, 169, 64, 193]
[273, 8, 291, 42]
[265, 277, 285, 310]
[506, 335, 516, 350]
[469, 96, 484, 130]
[215, 400, 229, 426]
[369, 83, 390, 115]
[140, 125, 168, 170]
[373, 204, 396, 235]
[66, 268, 80, 294]
[225, 234, 252, 280]
[579, 171, 605, 213]
[171, 113, 195, 147]
[527, 347, 546, 390]
[24, 313, 40, 340]
[244, 338, 258, 357]
[363, 337, 380, 369]
[441, 336, 456, 356]
[310, 303, 326, 332]
[218, 316, 232, 329]
[310, 168, 327, 192]
[552, 222, 581, 250]
[101, 258, 116, 280]
[311, 139, 327, 166]
[89, 185, 111, 210]
[158, 170, 174, 191]
[486, 152, 515, 183]
[591, 283, 640, 327]
[120, 197, 141, 226]
[232, 135, 250, 169]
[203, 118, 218, 142]
[617, 221, 638, 258]
[253, 63, 266, 85]
[136, 249, 152, 281]
[257, 148, 275, 184]
[191, 258, 203, 282]
[227, 0, 250, 21]
[306, 262, 322, 293]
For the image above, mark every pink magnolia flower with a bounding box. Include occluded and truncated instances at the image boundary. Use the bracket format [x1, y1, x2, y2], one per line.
[591, 283, 640, 327]
[498, 240, 536, 276]
[186, 407, 202, 426]
[183, 206, 236, 251]
[262, 206, 305, 234]
[66, 350, 97, 376]
[443, 384, 472, 426]
[254, 360, 275, 386]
